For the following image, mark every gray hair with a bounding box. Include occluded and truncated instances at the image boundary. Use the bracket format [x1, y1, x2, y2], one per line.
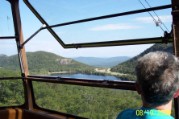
[136, 51, 179, 107]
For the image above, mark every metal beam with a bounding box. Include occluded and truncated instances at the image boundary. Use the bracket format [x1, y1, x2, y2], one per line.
[0, 36, 16, 39]
[23, 0, 66, 48]
[27, 75, 136, 91]
[0, 77, 22, 80]
[172, 0, 179, 119]
[64, 36, 173, 49]
[10, 0, 34, 110]
[24, 0, 171, 49]
[20, 25, 45, 48]
[44, 4, 171, 29]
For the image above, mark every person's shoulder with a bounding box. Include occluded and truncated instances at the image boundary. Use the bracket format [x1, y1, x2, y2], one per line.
[116, 109, 137, 119]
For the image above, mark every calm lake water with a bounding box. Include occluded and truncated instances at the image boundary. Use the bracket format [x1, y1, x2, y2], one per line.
[51, 73, 120, 81]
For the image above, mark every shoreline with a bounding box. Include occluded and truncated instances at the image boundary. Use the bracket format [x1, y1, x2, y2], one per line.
[49, 68, 127, 78]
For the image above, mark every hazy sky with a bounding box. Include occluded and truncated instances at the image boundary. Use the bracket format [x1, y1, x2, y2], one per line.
[0, 0, 172, 57]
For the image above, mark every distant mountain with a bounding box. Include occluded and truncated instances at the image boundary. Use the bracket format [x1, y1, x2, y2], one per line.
[73, 56, 130, 68]
[0, 51, 94, 74]
[111, 43, 173, 80]
[0, 54, 19, 70]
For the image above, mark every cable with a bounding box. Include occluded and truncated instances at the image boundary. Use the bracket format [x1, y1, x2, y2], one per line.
[145, 0, 169, 32]
[138, 0, 165, 32]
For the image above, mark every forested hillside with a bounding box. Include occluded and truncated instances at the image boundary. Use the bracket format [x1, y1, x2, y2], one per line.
[0, 44, 175, 118]
[111, 43, 173, 80]
[0, 54, 19, 70]
[0, 68, 24, 106]
[0, 51, 94, 74]
[0, 68, 142, 118]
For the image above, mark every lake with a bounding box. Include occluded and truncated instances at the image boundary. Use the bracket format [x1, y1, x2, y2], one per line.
[51, 73, 120, 81]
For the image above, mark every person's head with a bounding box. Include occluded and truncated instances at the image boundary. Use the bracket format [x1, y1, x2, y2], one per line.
[135, 51, 179, 107]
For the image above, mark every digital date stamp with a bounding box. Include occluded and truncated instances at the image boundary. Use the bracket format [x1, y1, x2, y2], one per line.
[136, 109, 170, 116]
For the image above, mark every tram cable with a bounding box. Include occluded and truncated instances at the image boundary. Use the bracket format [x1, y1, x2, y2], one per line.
[144, 0, 169, 32]
[138, 0, 167, 33]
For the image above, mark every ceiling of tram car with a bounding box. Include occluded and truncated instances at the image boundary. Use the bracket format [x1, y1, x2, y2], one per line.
[23, 0, 172, 45]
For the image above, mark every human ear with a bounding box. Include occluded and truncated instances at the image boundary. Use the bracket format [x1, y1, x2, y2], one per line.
[174, 89, 179, 98]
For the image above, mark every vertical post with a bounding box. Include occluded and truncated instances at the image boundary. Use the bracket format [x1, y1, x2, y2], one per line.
[10, 0, 34, 110]
[172, 0, 179, 119]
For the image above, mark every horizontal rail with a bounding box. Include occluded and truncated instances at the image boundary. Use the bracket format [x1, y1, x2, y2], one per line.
[65, 36, 173, 48]
[0, 36, 16, 39]
[24, 0, 172, 49]
[27, 75, 136, 91]
[23, 0, 66, 47]
[44, 4, 171, 28]
[20, 25, 46, 48]
[0, 77, 22, 80]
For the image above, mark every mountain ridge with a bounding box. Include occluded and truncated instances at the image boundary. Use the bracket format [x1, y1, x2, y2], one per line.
[73, 56, 130, 68]
[0, 51, 94, 74]
[111, 43, 173, 80]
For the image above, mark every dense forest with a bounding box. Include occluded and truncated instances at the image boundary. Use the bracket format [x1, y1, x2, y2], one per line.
[0, 68, 24, 106]
[111, 43, 173, 80]
[0, 43, 173, 80]
[0, 43, 175, 118]
[0, 68, 141, 119]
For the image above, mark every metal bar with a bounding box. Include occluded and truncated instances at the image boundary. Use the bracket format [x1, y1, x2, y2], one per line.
[31, 108, 88, 119]
[10, 0, 29, 76]
[172, 0, 179, 119]
[10, 0, 33, 110]
[27, 76, 136, 91]
[0, 105, 25, 110]
[44, 4, 171, 29]
[64, 36, 173, 49]
[21, 25, 45, 48]
[24, 0, 171, 49]
[0, 36, 16, 39]
[0, 77, 22, 80]
[23, 0, 66, 47]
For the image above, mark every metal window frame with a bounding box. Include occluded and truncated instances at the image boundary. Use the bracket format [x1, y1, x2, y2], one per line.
[1, 0, 179, 119]
[0, 36, 16, 39]
[23, 0, 172, 48]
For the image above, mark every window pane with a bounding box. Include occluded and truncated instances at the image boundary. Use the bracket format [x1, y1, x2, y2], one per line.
[27, 0, 171, 25]
[0, 40, 21, 75]
[0, 1, 14, 36]
[25, 0, 171, 44]
[33, 81, 141, 118]
[53, 9, 172, 44]
[26, 31, 173, 81]
[0, 79, 24, 106]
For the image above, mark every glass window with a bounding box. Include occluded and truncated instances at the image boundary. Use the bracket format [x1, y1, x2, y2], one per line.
[0, 1, 14, 36]
[33, 81, 141, 118]
[25, 0, 171, 44]
[0, 0, 24, 107]
[24, 1, 176, 118]
[25, 31, 173, 81]
[22, 0, 173, 81]
[27, 0, 171, 25]
[0, 79, 24, 106]
[0, 40, 21, 75]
